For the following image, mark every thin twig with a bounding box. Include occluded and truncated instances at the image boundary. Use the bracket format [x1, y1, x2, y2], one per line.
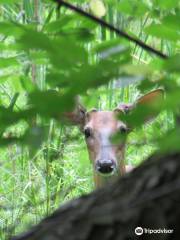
[53, 0, 168, 59]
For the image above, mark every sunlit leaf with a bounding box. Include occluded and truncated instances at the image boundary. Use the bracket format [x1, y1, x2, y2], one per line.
[89, 0, 106, 18]
[0, 57, 19, 68]
[0, 0, 21, 4]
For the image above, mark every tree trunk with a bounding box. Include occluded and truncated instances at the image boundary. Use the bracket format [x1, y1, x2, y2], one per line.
[12, 152, 180, 240]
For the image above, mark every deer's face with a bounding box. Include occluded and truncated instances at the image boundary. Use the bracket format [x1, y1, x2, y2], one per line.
[83, 111, 128, 176]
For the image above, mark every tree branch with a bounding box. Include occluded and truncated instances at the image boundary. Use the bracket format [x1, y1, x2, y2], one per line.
[53, 0, 168, 60]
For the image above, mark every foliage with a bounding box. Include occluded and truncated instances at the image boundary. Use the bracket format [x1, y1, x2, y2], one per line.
[0, 0, 179, 238]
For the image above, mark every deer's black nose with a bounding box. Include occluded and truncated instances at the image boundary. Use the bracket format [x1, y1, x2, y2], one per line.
[96, 160, 115, 174]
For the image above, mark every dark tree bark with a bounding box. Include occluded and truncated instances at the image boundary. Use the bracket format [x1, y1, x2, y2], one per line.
[12, 152, 180, 240]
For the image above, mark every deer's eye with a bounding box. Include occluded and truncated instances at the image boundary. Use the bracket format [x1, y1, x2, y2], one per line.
[84, 128, 92, 138]
[119, 126, 128, 134]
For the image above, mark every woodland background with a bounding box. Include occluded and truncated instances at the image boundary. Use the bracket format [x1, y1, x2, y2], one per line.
[0, 0, 179, 239]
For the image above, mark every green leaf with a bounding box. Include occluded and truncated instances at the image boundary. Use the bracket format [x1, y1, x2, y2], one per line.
[0, 74, 14, 83]
[153, 0, 180, 9]
[0, 22, 23, 37]
[20, 76, 36, 92]
[163, 54, 180, 73]
[19, 29, 53, 52]
[0, 0, 21, 3]
[145, 24, 180, 41]
[0, 57, 19, 68]
[28, 91, 75, 117]
[44, 15, 75, 33]
[0, 74, 22, 91]
[0, 107, 33, 127]
[118, 0, 149, 17]
[162, 14, 180, 31]
[158, 128, 180, 154]
[19, 29, 88, 69]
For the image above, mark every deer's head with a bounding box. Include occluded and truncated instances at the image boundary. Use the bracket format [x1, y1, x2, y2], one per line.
[65, 89, 163, 180]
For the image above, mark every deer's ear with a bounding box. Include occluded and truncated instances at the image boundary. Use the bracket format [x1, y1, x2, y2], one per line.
[136, 89, 164, 106]
[64, 105, 86, 126]
[63, 97, 86, 127]
[135, 89, 164, 122]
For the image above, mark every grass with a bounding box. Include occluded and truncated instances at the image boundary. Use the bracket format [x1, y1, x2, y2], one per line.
[0, 120, 94, 238]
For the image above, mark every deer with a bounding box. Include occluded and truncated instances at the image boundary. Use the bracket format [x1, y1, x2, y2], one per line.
[65, 89, 163, 188]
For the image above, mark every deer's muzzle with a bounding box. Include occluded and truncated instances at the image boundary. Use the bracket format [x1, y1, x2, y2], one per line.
[95, 159, 117, 175]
